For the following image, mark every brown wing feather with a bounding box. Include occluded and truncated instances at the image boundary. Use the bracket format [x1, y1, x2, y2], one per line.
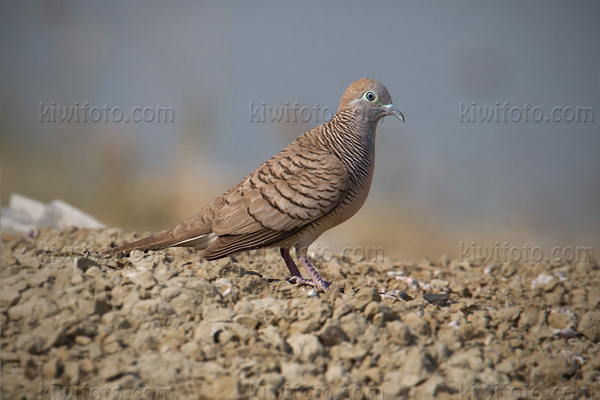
[203, 142, 350, 259]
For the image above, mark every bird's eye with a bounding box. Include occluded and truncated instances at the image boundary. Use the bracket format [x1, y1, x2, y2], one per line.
[364, 91, 377, 102]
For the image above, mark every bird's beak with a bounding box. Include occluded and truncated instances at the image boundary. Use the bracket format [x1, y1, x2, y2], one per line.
[383, 104, 405, 122]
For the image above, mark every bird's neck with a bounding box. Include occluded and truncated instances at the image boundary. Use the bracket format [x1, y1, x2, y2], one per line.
[319, 109, 378, 185]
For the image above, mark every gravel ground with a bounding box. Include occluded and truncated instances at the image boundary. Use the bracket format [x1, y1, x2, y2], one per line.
[1, 228, 599, 399]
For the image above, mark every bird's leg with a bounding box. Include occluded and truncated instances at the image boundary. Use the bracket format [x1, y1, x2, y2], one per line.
[296, 249, 331, 290]
[280, 248, 302, 277]
[280, 248, 315, 286]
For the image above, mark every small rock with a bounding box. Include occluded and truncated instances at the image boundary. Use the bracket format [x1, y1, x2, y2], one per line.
[79, 359, 95, 374]
[208, 376, 240, 400]
[203, 305, 233, 322]
[531, 273, 554, 289]
[74, 257, 99, 272]
[423, 293, 451, 306]
[448, 347, 485, 372]
[127, 269, 156, 290]
[233, 314, 259, 329]
[154, 264, 178, 282]
[23, 357, 37, 379]
[0, 286, 21, 307]
[71, 272, 84, 285]
[339, 313, 367, 341]
[325, 364, 348, 384]
[88, 343, 103, 359]
[215, 278, 238, 298]
[351, 287, 381, 311]
[495, 359, 515, 375]
[259, 326, 289, 352]
[8, 297, 58, 321]
[387, 321, 414, 346]
[546, 309, 576, 330]
[372, 310, 397, 327]
[287, 334, 324, 361]
[64, 361, 80, 384]
[403, 313, 431, 337]
[329, 342, 368, 361]
[517, 310, 540, 329]
[418, 374, 453, 398]
[258, 372, 285, 387]
[102, 335, 122, 354]
[160, 286, 182, 300]
[579, 311, 600, 342]
[400, 348, 436, 382]
[280, 362, 318, 384]
[100, 363, 122, 380]
[75, 336, 92, 346]
[25, 271, 51, 287]
[94, 293, 111, 315]
[317, 322, 349, 346]
[239, 274, 269, 294]
[181, 342, 201, 360]
[101, 311, 130, 329]
[437, 327, 463, 351]
[186, 278, 218, 295]
[16, 334, 45, 354]
[42, 358, 60, 378]
[381, 371, 409, 397]
[132, 299, 159, 315]
[85, 266, 102, 279]
[361, 367, 383, 385]
[363, 301, 385, 320]
[554, 326, 579, 339]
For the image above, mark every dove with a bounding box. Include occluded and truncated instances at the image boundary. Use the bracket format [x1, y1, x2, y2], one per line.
[105, 78, 404, 289]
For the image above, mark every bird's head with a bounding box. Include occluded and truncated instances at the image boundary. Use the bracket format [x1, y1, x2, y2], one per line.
[339, 78, 404, 124]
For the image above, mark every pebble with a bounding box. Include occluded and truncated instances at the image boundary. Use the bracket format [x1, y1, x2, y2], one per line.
[64, 361, 80, 384]
[403, 312, 431, 336]
[386, 320, 414, 346]
[160, 286, 182, 300]
[578, 311, 600, 342]
[0, 286, 21, 307]
[42, 358, 60, 378]
[16, 334, 45, 355]
[317, 322, 349, 346]
[339, 313, 367, 341]
[351, 287, 381, 311]
[126, 269, 157, 290]
[287, 334, 324, 361]
[206, 376, 240, 399]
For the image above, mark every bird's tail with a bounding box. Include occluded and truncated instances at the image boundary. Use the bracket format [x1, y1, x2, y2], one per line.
[104, 227, 216, 256]
[103, 229, 178, 255]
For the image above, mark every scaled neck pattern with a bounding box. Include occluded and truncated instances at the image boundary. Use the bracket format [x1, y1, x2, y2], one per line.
[318, 108, 378, 189]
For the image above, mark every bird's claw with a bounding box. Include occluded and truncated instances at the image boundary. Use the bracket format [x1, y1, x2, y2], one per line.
[287, 276, 331, 290]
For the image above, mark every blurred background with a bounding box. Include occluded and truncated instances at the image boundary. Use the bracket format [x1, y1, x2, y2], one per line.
[1, 1, 599, 262]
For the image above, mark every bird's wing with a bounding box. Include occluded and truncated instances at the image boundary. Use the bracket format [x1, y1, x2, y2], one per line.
[203, 146, 350, 259]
